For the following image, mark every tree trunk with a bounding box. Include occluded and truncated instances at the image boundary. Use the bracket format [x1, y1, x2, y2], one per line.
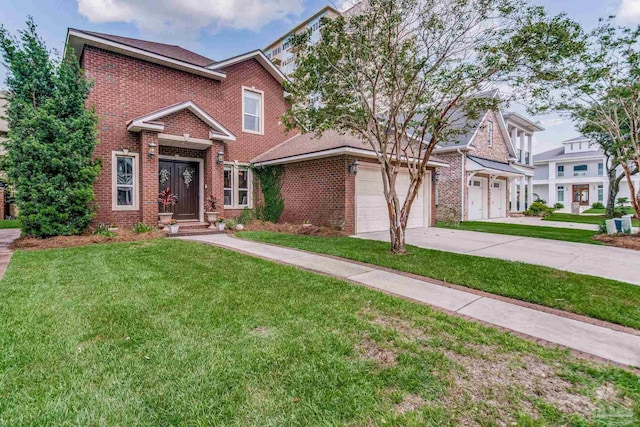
[606, 168, 622, 218]
[389, 215, 406, 254]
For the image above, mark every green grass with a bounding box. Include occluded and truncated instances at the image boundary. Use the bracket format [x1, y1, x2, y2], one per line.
[0, 219, 20, 229]
[2, 239, 639, 425]
[544, 212, 639, 227]
[437, 221, 600, 245]
[583, 207, 636, 215]
[238, 231, 640, 330]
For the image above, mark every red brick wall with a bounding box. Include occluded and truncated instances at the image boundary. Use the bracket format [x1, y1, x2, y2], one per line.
[471, 111, 512, 162]
[280, 156, 351, 231]
[82, 46, 291, 226]
[435, 152, 464, 221]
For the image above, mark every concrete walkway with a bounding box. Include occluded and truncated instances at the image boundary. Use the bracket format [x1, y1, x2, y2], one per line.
[480, 216, 599, 231]
[181, 234, 640, 367]
[358, 228, 640, 285]
[0, 229, 20, 280]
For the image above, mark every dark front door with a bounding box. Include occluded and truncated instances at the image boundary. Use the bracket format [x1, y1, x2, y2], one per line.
[159, 160, 200, 220]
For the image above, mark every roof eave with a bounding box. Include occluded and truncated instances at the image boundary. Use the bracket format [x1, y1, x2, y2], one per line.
[207, 50, 289, 85]
[66, 29, 226, 81]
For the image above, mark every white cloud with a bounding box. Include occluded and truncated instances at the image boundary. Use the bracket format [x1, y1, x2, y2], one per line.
[616, 0, 640, 25]
[77, 0, 304, 40]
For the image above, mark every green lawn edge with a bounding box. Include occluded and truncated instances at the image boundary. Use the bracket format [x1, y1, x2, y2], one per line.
[0, 219, 21, 229]
[545, 212, 639, 227]
[436, 221, 600, 245]
[237, 231, 640, 330]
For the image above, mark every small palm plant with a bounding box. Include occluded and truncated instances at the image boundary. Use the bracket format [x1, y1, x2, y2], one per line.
[159, 187, 178, 212]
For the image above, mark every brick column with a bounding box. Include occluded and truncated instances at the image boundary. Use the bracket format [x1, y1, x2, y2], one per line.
[205, 142, 225, 212]
[140, 131, 159, 225]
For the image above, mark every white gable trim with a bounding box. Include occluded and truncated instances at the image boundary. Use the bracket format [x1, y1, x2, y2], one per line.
[208, 50, 289, 84]
[66, 30, 226, 81]
[127, 101, 236, 142]
[495, 109, 517, 157]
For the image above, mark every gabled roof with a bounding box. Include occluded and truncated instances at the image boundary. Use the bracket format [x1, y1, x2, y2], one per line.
[503, 112, 545, 132]
[207, 50, 288, 84]
[563, 136, 590, 143]
[66, 29, 226, 80]
[251, 130, 449, 167]
[127, 101, 235, 142]
[72, 29, 215, 67]
[467, 155, 523, 176]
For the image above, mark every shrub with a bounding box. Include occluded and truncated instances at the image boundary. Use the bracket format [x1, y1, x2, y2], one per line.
[591, 201, 605, 209]
[524, 201, 553, 217]
[253, 166, 285, 223]
[238, 207, 255, 224]
[226, 218, 238, 229]
[132, 222, 154, 233]
[554, 202, 564, 209]
[534, 198, 547, 205]
[93, 224, 116, 237]
[617, 197, 629, 208]
[597, 221, 608, 234]
[1, 19, 101, 238]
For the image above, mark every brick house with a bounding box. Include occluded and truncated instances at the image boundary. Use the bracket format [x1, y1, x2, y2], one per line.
[433, 92, 543, 222]
[66, 29, 450, 235]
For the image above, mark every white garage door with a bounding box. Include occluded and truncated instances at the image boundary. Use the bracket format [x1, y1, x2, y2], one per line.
[468, 177, 487, 220]
[490, 180, 506, 218]
[356, 165, 430, 233]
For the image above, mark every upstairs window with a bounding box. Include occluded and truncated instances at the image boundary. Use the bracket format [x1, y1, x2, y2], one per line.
[487, 121, 493, 147]
[573, 164, 587, 177]
[243, 88, 263, 134]
[598, 162, 603, 176]
[557, 165, 564, 177]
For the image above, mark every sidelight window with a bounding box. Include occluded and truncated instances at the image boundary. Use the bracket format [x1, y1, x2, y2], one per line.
[112, 151, 139, 211]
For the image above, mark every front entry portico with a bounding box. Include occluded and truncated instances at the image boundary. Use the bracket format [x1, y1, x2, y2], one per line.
[159, 159, 201, 221]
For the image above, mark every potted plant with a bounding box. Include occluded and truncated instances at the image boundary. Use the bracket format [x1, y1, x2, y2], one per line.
[168, 219, 180, 234]
[205, 194, 220, 229]
[158, 187, 178, 230]
[217, 216, 226, 231]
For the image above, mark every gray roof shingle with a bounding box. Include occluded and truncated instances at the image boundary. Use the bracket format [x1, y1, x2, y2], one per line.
[533, 147, 603, 163]
[467, 155, 522, 174]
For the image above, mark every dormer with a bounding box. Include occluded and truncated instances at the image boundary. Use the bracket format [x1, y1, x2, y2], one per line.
[562, 136, 599, 154]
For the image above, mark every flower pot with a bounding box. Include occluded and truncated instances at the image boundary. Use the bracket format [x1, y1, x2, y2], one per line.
[158, 212, 173, 230]
[206, 212, 219, 229]
[302, 223, 312, 228]
[169, 224, 180, 234]
[217, 223, 226, 231]
[108, 227, 118, 232]
[235, 224, 244, 231]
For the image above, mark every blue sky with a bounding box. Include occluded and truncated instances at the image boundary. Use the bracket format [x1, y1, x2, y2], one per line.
[0, 0, 638, 152]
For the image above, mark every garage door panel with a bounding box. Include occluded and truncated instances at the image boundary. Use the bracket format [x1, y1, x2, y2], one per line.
[356, 166, 428, 233]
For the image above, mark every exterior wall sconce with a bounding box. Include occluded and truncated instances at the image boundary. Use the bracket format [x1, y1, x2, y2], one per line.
[348, 160, 359, 175]
[216, 151, 225, 164]
[148, 141, 157, 158]
[432, 171, 440, 182]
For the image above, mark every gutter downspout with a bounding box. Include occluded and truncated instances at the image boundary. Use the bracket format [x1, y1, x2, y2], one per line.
[458, 149, 465, 222]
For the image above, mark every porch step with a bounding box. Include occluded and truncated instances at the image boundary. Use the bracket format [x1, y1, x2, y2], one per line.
[176, 221, 210, 229]
[166, 228, 225, 238]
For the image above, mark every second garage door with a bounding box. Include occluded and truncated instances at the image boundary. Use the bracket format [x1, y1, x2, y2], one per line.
[356, 165, 430, 233]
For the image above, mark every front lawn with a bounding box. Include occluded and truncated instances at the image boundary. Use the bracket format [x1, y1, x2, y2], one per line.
[583, 207, 636, 215]
[0, 219, 21, 229]
[238, 232, 640, 330]
[437, 221, 600, 245]
[545, 212, 639, 227]
[1, 239, 639, 425]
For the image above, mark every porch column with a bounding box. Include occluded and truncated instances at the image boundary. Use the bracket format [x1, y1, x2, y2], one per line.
[205, 142, 225, 212]
[140, 130, 159, 225]
[527, 176, 533, 207]
[519, 177, 526, 211]
[519, 132, 526, 163]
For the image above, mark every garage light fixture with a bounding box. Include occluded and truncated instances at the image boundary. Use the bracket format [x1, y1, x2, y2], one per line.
[348, 160, 359, 175]
[148, 141, 157, 157]
[216, 151, 225, 164]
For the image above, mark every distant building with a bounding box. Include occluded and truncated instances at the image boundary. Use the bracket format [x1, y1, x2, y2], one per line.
[533, 136, 640, 209]
[263, 6, 340, 76]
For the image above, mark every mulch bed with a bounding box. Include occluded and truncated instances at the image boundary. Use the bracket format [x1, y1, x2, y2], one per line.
[240, 221, 346, 237]
[594, 233, 640, 250]
[13, 230, 166, 251]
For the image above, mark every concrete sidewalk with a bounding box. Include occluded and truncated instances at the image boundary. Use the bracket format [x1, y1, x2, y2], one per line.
[181, 234, 640, 368]
[0, 229, 20, 280]
[358, 228, 640, 285]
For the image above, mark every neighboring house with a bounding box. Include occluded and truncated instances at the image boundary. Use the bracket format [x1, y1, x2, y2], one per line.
[264, 6, 340, 76]
[533, 136, 640, 209]
[434, 92, 543, 221]
[65, 29, 447, 234]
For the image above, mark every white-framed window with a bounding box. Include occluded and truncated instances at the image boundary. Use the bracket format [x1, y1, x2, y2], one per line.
[573, 164, 587, 177]
[242, 87, 263, 134]
[487, 121, 493, 146]
[557, 165, 564, 177]
[224, 164, 252, 208]
[557, 185, 564, 202]
[598, 184, 604, 202]
[112, 151, 139, 211]
[598, 162, 603, 176]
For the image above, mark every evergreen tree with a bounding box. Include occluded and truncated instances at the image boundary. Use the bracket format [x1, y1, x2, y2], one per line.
[0, 18, 100, 237]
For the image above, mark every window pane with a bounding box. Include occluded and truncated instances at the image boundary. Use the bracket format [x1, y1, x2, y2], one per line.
[224, 168, 232, 188]
[224, 189, 232, 206]
[238, 190, 248, 206]
[244, 114, 259, 132]
[244, 93, 260, 116]
[238, 169, 248, 189]
[117, 157, 133, 185]
[117, 187, 133, 206]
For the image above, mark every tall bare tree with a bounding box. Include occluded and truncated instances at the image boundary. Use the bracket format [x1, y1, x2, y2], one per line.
[283, 0, 583, 253]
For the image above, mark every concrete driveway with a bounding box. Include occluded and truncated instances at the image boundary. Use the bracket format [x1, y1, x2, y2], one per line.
[481, 216, 599, 231]
[356, 227, 640, 285]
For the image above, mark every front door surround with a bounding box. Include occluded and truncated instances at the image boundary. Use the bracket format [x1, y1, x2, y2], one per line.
[159, 159, 200, 221]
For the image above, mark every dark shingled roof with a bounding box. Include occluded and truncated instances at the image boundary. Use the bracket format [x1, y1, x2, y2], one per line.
[467, 155, 522, 174]
[73, 29, 216, 67]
